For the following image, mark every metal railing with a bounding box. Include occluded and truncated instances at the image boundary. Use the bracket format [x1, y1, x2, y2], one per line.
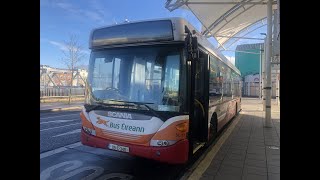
[243, 82, 276, 98]
[40, 87, 85, 97]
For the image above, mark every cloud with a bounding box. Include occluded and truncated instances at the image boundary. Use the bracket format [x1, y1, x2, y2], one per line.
[88, 0, 109, 18]
[83, 11, 105, 24]
[48, 40, 90, 55]
[56, 2, 73, 10]
[52, 1, 106, 25]
[49, 40, 68, 51]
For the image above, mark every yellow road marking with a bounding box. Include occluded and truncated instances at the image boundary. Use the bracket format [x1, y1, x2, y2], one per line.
[186, 113, 243, 180]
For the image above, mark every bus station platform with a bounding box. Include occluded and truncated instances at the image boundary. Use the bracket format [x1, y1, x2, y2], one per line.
[184, 98, 280, 180]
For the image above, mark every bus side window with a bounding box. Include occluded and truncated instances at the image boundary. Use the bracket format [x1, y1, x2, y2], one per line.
[225, 68, 232, 98]
[209, 56, 222, 104]
[195, 49, 207, 101]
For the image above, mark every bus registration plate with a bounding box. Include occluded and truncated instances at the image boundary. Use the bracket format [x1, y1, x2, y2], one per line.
[108, 143, 129, 153]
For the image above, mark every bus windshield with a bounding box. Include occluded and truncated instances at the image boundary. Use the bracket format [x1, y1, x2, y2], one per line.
[88, 45, 182, 112]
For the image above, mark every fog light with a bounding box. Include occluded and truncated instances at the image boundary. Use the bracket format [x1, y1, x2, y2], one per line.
[156, 151, 160, 156]
[176, 122, 188, 132]
[150, 140, 177, 146]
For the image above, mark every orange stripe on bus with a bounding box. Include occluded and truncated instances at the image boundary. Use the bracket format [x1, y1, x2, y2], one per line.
[94, 128, 155, 146]
[80, 111, 94, 129]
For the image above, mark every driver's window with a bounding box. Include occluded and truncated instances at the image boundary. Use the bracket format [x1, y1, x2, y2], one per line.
[92, 57, 121, 90]
[163, 55, 180, 99]
[92, 58, 112, 90]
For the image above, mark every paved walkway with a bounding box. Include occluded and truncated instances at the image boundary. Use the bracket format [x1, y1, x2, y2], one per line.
[192, 98, 280, 180]
[40, 101, 84, 112]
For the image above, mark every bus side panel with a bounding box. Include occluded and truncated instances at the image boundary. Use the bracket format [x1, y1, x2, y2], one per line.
[237, 97, 241, 113]
[226, 99, 237, 121]
[217, 99, 237, 131]
[217, 101, 228, 132]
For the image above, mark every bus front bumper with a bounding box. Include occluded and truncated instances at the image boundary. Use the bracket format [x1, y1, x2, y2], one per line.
[81, 129, 189, 164]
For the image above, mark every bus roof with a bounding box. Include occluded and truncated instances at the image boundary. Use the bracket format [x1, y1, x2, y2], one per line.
[89, 17, 241, 75]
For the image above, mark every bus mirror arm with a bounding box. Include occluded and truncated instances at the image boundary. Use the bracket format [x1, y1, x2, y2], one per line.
[184, 26, 199, 61]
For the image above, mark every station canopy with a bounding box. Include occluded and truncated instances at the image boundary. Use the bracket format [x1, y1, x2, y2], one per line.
[165, 0, 278, 50]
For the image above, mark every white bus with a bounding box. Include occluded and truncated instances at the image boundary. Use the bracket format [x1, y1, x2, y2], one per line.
[80, 17, 241, 164]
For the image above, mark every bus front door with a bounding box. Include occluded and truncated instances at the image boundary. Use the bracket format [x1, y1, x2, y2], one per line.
[185, 27, 209, 159]
[192, 49, 209, 154]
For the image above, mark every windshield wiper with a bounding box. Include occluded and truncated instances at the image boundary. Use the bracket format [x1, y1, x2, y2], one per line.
[84, 102, 134, 112]
[107, 99, 154, 105]
[107, 100, 165, 120]
[107, 99, 154, 110]
[86, 100, 164, 121]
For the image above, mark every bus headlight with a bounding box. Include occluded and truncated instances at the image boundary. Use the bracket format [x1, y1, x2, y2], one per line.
[83, 126, 96, 136]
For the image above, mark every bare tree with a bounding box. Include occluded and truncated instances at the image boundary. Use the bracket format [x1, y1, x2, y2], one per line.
[61, 34, 85, 104]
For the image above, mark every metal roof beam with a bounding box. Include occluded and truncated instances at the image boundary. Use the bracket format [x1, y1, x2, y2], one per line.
[182, 3, 227, 50]
[186, 1, 276, 5]
[202, 0, 251, 36]
[203, 0, 275, 38]
[213, 0, 263, 49]
[221, 49, 262, 55]
[225, 19, 266, 48]
[210, 0, 267, 40]
[216, 40, 227, 50]
[215, 36, 264, 40]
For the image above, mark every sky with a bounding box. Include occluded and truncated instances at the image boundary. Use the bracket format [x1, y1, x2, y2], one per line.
[40, 0, 267, 68]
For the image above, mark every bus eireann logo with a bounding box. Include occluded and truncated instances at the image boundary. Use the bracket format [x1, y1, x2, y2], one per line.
[96, 117, 109, 127]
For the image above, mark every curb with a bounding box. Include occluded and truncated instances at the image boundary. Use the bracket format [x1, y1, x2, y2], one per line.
[40, 106, 83, 113]
[181, 113, 242, 180]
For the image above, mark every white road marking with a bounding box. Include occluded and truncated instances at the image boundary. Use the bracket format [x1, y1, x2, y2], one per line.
[40, 119, 79, 124]
[40, 147, 68, 160]
[40, 123, 81, 132]
[53, 129, 81, 137]
[40, 160, 83, 180]
[51, 106, 82, 112]
[40, 142, 82, 159]
[65, 142, 82, 149]
[40, 113, 80, 120]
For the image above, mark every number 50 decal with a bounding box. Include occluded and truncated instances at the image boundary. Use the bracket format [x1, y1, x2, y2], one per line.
[40, 160, 133, 180]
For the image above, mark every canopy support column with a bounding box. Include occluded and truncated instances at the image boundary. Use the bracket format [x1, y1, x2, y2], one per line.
[264, 0, 273, 127]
